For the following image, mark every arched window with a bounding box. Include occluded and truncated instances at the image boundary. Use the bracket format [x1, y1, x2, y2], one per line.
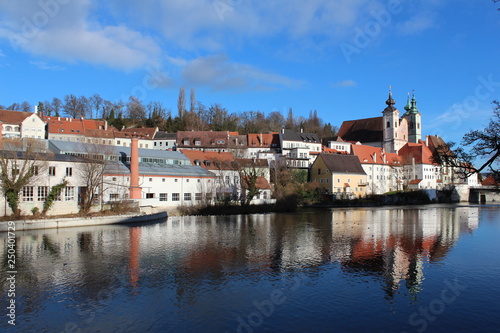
[387, 121, 390, 128]
[5, 126, 12, 131]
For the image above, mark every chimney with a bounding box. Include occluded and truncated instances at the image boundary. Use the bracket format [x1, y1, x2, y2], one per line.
[34, 105, 38, 114]
[129, 137, 142, 199]
[105, 120, 108, 130]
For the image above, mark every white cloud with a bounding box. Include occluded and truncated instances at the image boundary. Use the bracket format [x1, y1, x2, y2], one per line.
[30, 61, 65, 71]
[333, 80, 357, 87]
[397, 14, 437, 35]
[0, 0, 162, 70]
[182, 54, 303, 91]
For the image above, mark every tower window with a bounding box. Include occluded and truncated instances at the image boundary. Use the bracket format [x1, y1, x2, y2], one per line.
[387, 121, 390, 128]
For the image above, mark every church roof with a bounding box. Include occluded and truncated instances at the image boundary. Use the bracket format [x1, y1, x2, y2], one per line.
[337, 116, 384, 143]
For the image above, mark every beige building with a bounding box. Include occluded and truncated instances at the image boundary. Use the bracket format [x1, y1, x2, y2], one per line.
[310, 154, 367, 199]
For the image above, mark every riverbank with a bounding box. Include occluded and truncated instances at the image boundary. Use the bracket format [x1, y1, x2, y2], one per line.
[0, 211, 167, 232]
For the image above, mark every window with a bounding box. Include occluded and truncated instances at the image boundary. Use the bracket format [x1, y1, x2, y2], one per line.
[149, 178, 153, 182]
[38, 186, 49, 201]
[145, 193, 154, 199]
[318, 168, 321, 175]
[387, 121, 390, 128]
[186, 179, 189, 183]
[162, 178, 165, 182]
[206, 192, 213, 201]
[22, 186, 34, 201]
[337, 178, 340, 183]
[172, 193, 180, 201]
[48, 166, 56, 176]
[184, 193, 192, 201]
[66, 167, 73, 177]
[117, 140, 121, 145]
[65, 187, 75, 201]
[195, 193, 202, 201]
[159, 193, 168, 201]
[110, 193, 120, 201]
[174, 179, 178, 182]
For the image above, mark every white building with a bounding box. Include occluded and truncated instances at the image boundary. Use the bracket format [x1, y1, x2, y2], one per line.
[0, 109, 46, 139]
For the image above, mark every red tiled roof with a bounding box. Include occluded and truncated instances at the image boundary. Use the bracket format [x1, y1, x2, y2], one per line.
[409, 179, 422, 184]
[351, 144, 402, 165]
[121, 127, 157, 138]
[47, 118, 85, 135]
[482, 175, 500, 186]
[85, 129, 115, 138]
[177, 130, 243, 147]
[398, 142, 436, 165]
[247, 133, 279, 148]
[0, 110, 35, 124]
[182, 150, 237, 170]
[236, 158, 269, 168]
[242, 176, 272, 190]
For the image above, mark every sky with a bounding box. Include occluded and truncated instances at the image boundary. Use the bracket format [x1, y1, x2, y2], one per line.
[0, 0, 499, 143]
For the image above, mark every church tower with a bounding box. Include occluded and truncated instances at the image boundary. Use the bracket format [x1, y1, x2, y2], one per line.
[382, 88, 400, 153]
[402, 92, 422, 143]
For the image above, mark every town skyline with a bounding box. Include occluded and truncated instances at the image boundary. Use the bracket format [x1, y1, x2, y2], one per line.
[1, 1, 499, 145]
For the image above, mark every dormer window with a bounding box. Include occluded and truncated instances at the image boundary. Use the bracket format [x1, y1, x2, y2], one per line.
[204, 160, 211, 167]
[216, 140, 225, 144]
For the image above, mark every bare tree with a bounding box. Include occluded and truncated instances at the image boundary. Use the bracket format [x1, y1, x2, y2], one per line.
[52, 97, 62, 117]
[190, 88, 196, 113]
[126, 96, 146, 124]
[432, 101, 500, 180]
[178, 86, 186, 118]
[63, 95, 88, 118]
[89, 94, 104, 119]
[77, 143, 112, 214]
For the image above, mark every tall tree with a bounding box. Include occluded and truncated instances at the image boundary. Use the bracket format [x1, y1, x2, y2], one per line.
[126, 96, 146, 125]
[63, 95, 88, 118]
[77, 144, 112, 214]
[89, 94, 104, 119]
[177, 87, 186, 118]
[433, 101, 500, 180]
[267, 111, 286, 132]
[52, 97, 62, 117]
[190, 88, 196, 113]
[285, 107, 295, 129]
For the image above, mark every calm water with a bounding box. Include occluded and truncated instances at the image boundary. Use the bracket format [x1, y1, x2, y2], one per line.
[1, 204, 500, 333]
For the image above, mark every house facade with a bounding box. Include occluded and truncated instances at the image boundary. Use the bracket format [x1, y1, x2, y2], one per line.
[0, 110, 46, 139]
[310, 154, 367, 199]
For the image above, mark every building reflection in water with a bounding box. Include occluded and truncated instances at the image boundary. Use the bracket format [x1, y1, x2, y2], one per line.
[165, 206, 479, 302]
[1, 206, 480, 314]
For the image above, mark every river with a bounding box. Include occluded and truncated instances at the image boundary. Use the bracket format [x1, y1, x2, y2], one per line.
[1, 204, 499, 332]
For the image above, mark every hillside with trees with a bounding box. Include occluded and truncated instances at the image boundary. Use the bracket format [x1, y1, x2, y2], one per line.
[1, 88, 338, 138]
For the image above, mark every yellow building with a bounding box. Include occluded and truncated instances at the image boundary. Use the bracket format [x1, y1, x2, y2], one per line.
[310, 154, 367, 199]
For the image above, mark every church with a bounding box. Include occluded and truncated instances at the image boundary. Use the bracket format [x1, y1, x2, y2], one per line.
[337, 90, 422, 153]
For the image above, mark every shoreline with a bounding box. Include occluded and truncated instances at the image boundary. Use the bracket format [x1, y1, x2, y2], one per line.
[0, 211, 167, 232]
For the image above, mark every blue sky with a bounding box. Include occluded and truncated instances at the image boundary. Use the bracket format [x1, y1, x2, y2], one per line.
[0, 0, 499, 143]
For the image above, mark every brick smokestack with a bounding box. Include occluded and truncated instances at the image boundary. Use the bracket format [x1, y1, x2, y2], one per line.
[129, 137, 142, 199]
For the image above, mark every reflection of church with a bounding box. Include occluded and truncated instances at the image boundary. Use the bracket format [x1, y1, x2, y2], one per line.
[337, 89, 422, 153]
[331, 207, 479, 300]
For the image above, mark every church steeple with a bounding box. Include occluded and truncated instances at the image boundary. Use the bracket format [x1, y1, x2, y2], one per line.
[402, 90, 422, 144]
[382, 86, 401, 153]
[410, 92, 419, 114]
[383, 86, 397, 113]
[404, 93, 411, 114]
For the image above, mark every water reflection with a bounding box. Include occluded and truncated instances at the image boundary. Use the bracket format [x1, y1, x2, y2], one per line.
[0, 205, 482, 331]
